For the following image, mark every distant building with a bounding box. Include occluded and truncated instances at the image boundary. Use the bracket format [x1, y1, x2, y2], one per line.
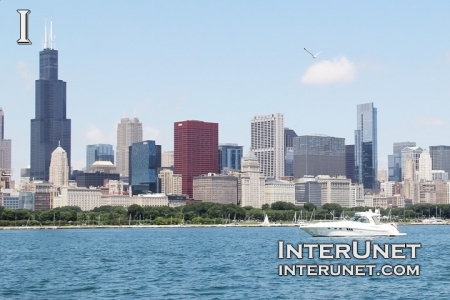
[388, 142, 416, 182]
[86, 144, 114, 172]
[193, 173, 237, 204]
[49, 143, 69, 188]
[429, 146, 450, 174]
[432, 170, 448, 181]
[401, 147, 423, 181]
[251, 113, 284, 179]
[377, 170, 387, 183]
[75, 172, 120, 188]
[174, 120, 219, 198]
[235, 151, 265, 208]
[30, 36, 71, 181]
[1, 190, 19, 209]
[294, 176, 321, 207]
[345, 145, 355, 182]
[355, 102, 377, 189]
[116, 118, 143, 176]
[264, 180, 295, 206]
[0, 108, 11, 173]
[158, 169, 182, 195]
[129, 140, 159, 196]
[161, 151, 174, 168]
[90, 161, 117, 174]
[219, 143, 243, 173]
[284, 128, 297, 176]
[293, 135, 345, 178]
[418, 150, 432, 181]
[316, 175, 353, 208]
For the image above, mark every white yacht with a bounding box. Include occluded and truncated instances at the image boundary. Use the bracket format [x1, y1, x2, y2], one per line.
[299, 209, 406, 237]
[422, 217, 446, 225]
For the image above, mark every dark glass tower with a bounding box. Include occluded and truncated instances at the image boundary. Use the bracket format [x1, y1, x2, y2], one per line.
[30, 28, 71, 181]
[355, 103, 377, 189]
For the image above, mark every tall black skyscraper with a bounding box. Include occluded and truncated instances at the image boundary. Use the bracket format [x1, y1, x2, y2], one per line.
[30, 24, 71, 181]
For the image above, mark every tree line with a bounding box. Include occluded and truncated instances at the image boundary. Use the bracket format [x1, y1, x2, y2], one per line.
[0, 202, 448, 226]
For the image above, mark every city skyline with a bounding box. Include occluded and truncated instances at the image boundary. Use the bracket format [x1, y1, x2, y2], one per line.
[3, 1, 450, 181]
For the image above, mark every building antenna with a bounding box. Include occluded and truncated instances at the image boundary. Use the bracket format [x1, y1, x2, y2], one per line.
[50, 18, 53, 49]
[44, 18, 47, 49]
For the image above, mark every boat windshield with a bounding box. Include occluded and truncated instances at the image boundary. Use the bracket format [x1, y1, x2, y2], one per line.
[349, 215, 370, 223]
[372, 216, 381, 225]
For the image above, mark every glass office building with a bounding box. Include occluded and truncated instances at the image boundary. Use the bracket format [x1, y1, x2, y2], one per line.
[355, 103, 377, 189]
[219, 144, 243, 173]
[86, 144, 114, 172]
[30, 35, 71, 181]
[129, 140, 159, 196]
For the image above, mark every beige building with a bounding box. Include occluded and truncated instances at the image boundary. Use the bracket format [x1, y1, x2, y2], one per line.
[161, 151, 174, 168]
[193, 173, 237, 204]
[49, 143, 69, 187]
[54, 187, 102, 211]
[158, 169, 182, 195]
[264, 180, 295, 206]
[90, 161, 117, 174]
[316, 175, 352, 208]
[235, 151, 265, 208]
[116, 118, 143, 176]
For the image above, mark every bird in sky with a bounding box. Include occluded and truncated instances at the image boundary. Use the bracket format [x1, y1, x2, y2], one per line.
[304, 48, 322, 58]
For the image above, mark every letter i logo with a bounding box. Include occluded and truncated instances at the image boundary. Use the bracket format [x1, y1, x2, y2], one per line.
[17, 9, 32, 45]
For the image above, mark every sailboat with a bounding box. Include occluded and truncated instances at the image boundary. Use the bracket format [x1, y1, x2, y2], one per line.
[261, 214, 271, 227]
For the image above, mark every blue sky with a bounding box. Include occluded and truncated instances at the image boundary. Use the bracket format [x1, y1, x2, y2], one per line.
[2, 1, 450, 181]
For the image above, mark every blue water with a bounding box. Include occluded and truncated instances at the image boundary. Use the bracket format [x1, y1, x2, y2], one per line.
[0, 225, 449, 299]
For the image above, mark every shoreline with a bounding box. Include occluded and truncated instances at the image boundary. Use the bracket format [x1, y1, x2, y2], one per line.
[0, 224, 299, 230]
[1, 222, 448, 230]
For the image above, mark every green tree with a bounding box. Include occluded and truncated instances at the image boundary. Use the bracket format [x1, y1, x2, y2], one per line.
[303, 203, 316, 212]
[261, 204, 270, 210]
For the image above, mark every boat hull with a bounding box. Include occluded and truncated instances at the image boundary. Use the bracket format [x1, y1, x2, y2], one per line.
[299, 221, 406, 237]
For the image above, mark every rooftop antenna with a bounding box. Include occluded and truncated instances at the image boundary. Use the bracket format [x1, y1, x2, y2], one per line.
[44, 18, 47, 49]
[50, 18, 53, 49]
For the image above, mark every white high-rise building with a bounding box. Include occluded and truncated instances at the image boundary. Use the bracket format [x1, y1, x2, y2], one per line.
[49, 143, 69, 187]
[116, 118, 143, 176]
[251, 113, 284, 179]
[237, 151, 265, 208]
[161, 151, 174, 168]
[401, 147, 423, 181]
[158, 169, 182, 194]
[418, 150, 432, 181]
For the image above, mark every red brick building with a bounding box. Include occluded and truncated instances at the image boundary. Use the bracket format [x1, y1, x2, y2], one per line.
[174, 120, 219, 198]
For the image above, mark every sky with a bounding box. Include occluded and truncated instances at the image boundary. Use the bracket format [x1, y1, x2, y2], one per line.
[2, 1, 450, 182]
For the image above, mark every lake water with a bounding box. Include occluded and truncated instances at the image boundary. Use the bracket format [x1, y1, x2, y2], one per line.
[0, 225, 448, 299]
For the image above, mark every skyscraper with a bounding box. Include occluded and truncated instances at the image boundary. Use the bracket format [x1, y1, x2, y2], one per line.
[293, 135, 345, 178]
[355, 103, 377, 189]
[49, 143, 69, 187]
[345, 145, 355, 182]
[86, 144, 114, 172]
[388, 141, 416, 182]
[284, 128, 297, 177]
[401, 147, 423, 181]
[219, 143, 243, 173]
[116, 118, 142, 176]
[129, 140, 158, 196]
[30, 25, 71, 181]
[251, 113, 284, 179]
[174, 120, 219, 198]
[429, 146, 450, 174]
[0, 108, 12, 172]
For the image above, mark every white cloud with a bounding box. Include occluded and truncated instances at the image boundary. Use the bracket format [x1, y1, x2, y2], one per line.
[301, 56, 357, 85]
[17, 61, 34, 90]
